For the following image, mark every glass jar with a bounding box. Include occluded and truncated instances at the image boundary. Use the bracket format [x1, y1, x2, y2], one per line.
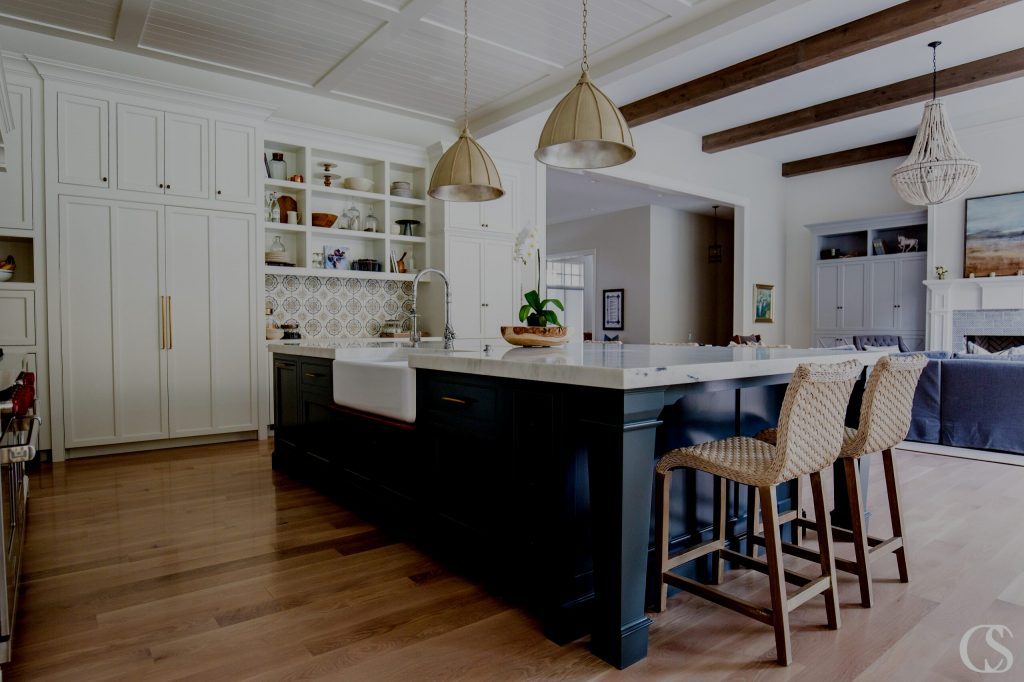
[364, 211, 379, 233]
[269, 152, 287, 180]
[343, 205, 360, 230]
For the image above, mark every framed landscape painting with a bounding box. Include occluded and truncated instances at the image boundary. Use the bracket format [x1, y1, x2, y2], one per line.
[753, 283, 774, 324]
[965, 191, 1024, 277]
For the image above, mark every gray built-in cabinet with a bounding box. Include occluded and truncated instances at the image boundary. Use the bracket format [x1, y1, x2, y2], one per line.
[808, 211, 928, 350]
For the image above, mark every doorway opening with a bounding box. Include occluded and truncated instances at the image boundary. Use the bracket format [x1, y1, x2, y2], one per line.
[546, 169, 735, 345]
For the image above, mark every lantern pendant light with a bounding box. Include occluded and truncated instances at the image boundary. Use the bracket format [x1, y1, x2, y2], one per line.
[428, 0, 504, 202]
[535, 0, 636, 169]
[708, 205, 723, 264]
[891, 42, 979, 206]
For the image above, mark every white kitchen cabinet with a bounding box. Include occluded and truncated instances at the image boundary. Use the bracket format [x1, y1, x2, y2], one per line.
[214, 121, 255, 203]
[0, 291, 35, 346]
[896, 255, 927, 331]
[116, 104, 164, 194]
[164, 112, 209, 198]
[116, 106, 209, 199]
[869, 259, 899, 330]
[815, 263, 840, 331]
[57, 92, 109, 188]
[444, 167, 518, 234]
[165, 207, 256, 436]
[57, 197, 257, 450]
[0, 84, 33, 230]
[447, 235, 515, 338]
[58, 196, 166, 447]
[814, 260, 867, 331]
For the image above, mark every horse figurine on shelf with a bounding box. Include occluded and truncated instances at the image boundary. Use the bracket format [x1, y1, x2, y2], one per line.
[897, 235, 920, 252]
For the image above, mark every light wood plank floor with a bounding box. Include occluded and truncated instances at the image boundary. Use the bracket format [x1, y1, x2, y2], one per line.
[7, 441, 1024, 681]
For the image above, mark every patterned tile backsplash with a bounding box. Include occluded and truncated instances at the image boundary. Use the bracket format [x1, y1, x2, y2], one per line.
[265, 274, 413, 340]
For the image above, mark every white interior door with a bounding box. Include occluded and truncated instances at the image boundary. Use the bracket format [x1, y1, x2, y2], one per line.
[165, 207, 256, 436]
[58, 197, 166, 447]
[214, 121, 254, 203]
[57, 92, 109, 188]
[116, 104, 164, 194]
[447, 236, 483, 337]
[482, 239, 514, 332]
[165, 112, 209, 199]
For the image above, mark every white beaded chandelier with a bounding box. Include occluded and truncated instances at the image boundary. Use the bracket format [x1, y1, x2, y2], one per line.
[891, 42, 979, 206]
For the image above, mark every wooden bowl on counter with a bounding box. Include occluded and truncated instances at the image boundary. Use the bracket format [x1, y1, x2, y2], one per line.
[312, 212, 338, 228]
[500, 325, 569, 348]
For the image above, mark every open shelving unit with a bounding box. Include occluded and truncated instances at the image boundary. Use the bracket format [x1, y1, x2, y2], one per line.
[262, 138, 429, 280]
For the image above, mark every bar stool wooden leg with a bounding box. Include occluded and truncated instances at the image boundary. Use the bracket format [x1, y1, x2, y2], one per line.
[655, 470, 671, 612]
[809, 471, 840, 630]
[790, 477, 803, 546]
[711, 476, 727, 585]
[759, 485, 792, 666]
[746, 484, 760, 558]
[843, 457, 873, 608]
[881, 449, 910, 583]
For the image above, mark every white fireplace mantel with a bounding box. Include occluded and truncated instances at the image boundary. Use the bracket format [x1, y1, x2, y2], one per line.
[925, 276, 1024, 350]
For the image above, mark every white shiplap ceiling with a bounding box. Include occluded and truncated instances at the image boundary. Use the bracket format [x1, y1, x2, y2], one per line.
[0, 0, 752, 122]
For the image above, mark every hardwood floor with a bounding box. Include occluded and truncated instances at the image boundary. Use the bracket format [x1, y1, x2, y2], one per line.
[7, 441, 1024, 680]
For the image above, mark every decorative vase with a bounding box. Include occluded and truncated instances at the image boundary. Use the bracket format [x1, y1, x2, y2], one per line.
[269, 153, 287, 180]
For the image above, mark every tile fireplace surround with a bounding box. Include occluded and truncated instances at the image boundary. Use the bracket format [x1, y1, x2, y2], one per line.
[925, 276, 1024, 351]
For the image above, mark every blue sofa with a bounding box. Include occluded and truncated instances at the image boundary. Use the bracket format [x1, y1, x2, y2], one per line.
[903, 351, 1024, 455]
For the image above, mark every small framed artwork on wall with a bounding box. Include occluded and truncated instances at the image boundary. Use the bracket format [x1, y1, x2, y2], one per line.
[753, 283, 775, 324]
[965, 191, 1024, 277]
[603, 289, 624, 331]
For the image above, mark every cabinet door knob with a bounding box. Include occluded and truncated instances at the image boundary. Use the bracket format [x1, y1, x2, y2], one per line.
[166, 184, 171, 190]
[159, 183, 164, 189]
[217, 190, 222, 195]
[102, 176, 108, 182]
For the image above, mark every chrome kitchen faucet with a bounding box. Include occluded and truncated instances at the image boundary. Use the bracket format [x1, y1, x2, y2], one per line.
[410, 268, 455, 350]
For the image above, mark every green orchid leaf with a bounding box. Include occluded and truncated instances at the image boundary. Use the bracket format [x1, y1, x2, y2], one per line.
[541, 298, 565, 311]
[524, 290, 541, 310]
[518, 304, 532, 322]
[544, 310, 560, 326]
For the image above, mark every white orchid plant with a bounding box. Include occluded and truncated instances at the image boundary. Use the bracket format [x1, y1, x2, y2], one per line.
[514, 223, 541, 292]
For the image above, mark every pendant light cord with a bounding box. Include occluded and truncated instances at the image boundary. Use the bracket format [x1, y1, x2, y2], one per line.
[463, 0, 470, 130]
[581, 0, 589, 73]
[929, 40, 941, 101]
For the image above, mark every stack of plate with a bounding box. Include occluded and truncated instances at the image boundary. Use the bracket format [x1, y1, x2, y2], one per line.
[265, 251, 295, 267]
[391, 180, 413, 198]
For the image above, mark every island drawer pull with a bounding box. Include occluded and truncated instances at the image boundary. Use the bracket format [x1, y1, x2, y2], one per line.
[304, 372, 325, 379]
[440, 396, 473, 406]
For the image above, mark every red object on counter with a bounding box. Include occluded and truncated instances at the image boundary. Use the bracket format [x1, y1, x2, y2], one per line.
[10, 372, 34, 417]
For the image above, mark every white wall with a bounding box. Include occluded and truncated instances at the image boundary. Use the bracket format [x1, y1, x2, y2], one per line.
[547, 206, 652, 342]
[782, 115, 1024, 346]
[481, 114, 788, 344]
[650, 206, 719, 345]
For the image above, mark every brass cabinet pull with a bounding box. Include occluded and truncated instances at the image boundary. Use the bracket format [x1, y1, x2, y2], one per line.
[440, 396, 469, 406]
[167, 296, 173, 350]
[159, 296, 166, 349]
[304, 372, 325, 379]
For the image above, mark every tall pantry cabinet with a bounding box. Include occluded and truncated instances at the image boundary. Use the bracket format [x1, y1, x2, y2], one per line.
[38, 61, 267, 459]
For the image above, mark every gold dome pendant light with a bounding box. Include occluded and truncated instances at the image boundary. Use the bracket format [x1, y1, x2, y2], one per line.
[428, 0, 503, 202]
[535, 0, 635, 169]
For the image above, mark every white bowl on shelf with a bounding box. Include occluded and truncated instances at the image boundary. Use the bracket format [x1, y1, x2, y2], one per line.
[343, 177, 374, 192]
[0, 270, 14, 282]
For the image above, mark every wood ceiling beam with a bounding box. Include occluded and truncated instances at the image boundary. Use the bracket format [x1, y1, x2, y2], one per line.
[620, 0, 1020, 126]
[704, 46, 1024, 153]
[781, 137, 916, 177]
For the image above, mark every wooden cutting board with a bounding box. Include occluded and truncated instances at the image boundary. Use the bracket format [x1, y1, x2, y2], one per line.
[277, 195, 298, 223]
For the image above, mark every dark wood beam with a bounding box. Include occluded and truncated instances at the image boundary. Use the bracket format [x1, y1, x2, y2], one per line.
[619, 0, 1020, 126]
[781, 137, 916, 177]
[704, 47, 1024, 153]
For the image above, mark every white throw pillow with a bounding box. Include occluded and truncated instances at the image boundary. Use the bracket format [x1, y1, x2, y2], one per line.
[968, 341, 1024, 356]
[831, 344, 857, 351]
[862, 344, 900, 353]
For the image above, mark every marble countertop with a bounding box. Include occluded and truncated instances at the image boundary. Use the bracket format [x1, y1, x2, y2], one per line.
[406, 344, 887, 390]
[268, 338, 443, 359]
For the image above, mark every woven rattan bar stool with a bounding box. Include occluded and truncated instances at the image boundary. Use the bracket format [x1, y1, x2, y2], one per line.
[754, 354, 927, 608]
[654, 359, 863, 666]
